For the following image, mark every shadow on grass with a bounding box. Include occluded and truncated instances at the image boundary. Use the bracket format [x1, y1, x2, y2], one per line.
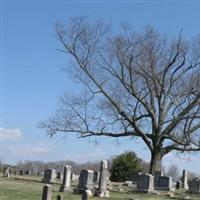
[14, 177, 61, 186]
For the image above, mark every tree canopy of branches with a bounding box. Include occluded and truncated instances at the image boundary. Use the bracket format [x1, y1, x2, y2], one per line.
[41, 17, 200, 174]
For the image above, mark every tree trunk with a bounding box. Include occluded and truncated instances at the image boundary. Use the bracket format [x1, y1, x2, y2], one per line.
[149, 151, 162, 175]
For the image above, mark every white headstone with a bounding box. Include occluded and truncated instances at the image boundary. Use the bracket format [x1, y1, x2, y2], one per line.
[181, 170, 189, 189]
[96, 160, 109, 197]
[59, 165, 71, 192]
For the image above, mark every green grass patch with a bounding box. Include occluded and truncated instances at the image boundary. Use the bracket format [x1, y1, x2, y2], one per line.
[0, 175, 199, 200]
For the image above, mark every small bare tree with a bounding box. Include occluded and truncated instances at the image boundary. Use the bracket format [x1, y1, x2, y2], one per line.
[41, 17, 200, 174]
[166, 164, 179, 181]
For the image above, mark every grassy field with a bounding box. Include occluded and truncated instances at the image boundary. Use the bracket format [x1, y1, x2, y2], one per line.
[0, 175, 200, 200]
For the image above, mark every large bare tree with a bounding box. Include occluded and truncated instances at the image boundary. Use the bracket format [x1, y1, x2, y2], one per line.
[41, 17, 200, 174]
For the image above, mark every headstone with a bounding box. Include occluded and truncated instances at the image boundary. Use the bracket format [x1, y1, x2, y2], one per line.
[56, 172, 63, 181]
[93, 171, 100, 183]
[167, 192, 174, 198]
[56, 194, 63, 200]
[158, 176, 173, 191]
[154, 170, 164, 187]
[188, 178, 200, 194]
[137, 173, 154, 193]
[75, 169, 94, 193]
[176, 181, 181, 189]
[181, 170, 189, 189]
[59, 165, 71, 192]
[42, 168, 56, 184]
[3, 167, 10, 177]
[25, 170, 32, 176]
[130, 172, 142, 184]
[19, 170, 24, 176]
[14, 170, 20, 175]
[96, 160, 109, 197]
[71, 173, 79, 181]
[123, 181, 133, 187]
[42, 184, 52, 200]
[82, 189, 93, 200]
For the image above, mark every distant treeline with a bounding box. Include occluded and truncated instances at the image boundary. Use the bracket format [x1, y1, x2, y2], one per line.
[0, 153, 149, 175]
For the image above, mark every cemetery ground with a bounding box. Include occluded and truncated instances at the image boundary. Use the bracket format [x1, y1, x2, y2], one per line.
[1, 174, 199, 200]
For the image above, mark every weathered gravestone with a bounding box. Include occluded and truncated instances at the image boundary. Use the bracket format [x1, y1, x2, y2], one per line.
[56, 194, 63, 200]
[42, 168, 56, 184]
[82, 189, 93, 200]
[96, 160, 109, 197]
[176, 181, 181, 189]
[137, 173, 154, 193]
[3, 167, 10, 177]
[57, 172, 63, 181]
[154, 170, 164, 187]
[181, 169, 189, 189]
[75, 169, 94, 193]
[59, 165, 71, 192]
[71, 173, 79, 181]
[130, 172, 142, 184]
[123, 180, 133, 187]
[14, 170, 20, 175]
[158, 176, 173, 191]
[188, 178, 200, 194]
[19, 170, 24, 176]
[93, 171, 100, 183]
[42, 184, 52, 200]
[25, 170, 32, 176]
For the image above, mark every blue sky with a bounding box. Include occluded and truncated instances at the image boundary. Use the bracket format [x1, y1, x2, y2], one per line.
[1, 1, 200, 174]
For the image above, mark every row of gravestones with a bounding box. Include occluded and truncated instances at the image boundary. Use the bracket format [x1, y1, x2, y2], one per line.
[41, 160, 110, 200]
[178, 169, 200, 194]
[42, 184, 93, 200]
[131, 171, 173, 192]
[2, 166, 80, 180]
[3, 165, 200, 196]
[131, 170, 200, 194]
[2, 167, 33, 176]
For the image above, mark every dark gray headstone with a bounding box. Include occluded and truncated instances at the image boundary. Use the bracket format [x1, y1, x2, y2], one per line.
[20, 170, 24, 175]
[42, 184, 52, 200]
[158, 176, 173, 191]
[137, 173, 154, 193]
[188, 178, 200, 194]
[130, 172, 142, 184]
[25, 170, 32, 176]
[42, 168, 56, 184]
[176, 181, 181, 189]
[154, 170, 163, 187]
[56, 172, 63, 180]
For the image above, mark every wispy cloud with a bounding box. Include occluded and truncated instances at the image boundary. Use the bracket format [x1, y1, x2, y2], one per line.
[1, 128, 22, 140]
[7, 141, 52, 156]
